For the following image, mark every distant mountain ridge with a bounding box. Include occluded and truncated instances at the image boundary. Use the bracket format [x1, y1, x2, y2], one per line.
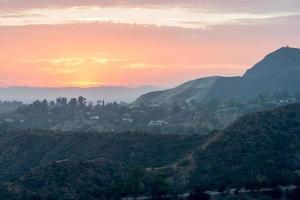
[0, 86, 159, 103]
[135, 47, 300, 105]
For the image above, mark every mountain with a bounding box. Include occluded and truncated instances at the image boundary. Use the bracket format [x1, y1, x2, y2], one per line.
[0, 86, 160, 103]
[135, 76, 221, 106]
[190, 103, 300, 188]
[134, 47, 300, 106]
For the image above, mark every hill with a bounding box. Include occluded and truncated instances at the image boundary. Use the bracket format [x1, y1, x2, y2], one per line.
[1, 104, 300, 198]
[0, 130, 203, 183]
[190, 103, 300, 188]
[135, 47, 300, 106]
[0, 159, 128, 200]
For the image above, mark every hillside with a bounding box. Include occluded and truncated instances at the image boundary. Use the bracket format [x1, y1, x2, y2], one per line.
[190, 103, 300, 188]
[0, 130, 203, 183]
[0, 159, 128, 200]
[0, 104, 300, 198]
[135, 47, 300, 105]
[135, 76, 220, 106]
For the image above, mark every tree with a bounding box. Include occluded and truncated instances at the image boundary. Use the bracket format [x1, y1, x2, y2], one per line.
[288, 187, 300, 200]
[227, 99, 242, 108]
[234, 189, 239, 196]
[187, 187, 210, 200]
[273, 90, 290, 100]
[294, 175, 300, 186]
[32, 100, 48, 114]
[42, 99, 48, 106]
[78, 96, 87, 107]
[68, 98, 78, 108]
[88, 102, 93, 108]
[125, 167, 145, 197]
[207, 99, 219, 111]
[295, 93, 300, 102]
[269, 186, 282, 200]
[171, 103, 181, 114]
[150, 177, 169, 200]
[56, 97, 67, 107]
[217, 182, 226, 193]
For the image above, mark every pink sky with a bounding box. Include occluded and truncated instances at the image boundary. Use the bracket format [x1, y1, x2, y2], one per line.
[0, 0, 299, 87]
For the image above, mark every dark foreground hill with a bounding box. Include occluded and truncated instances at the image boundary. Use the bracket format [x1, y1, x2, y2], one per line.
[191, 103, 300, 188]
[1, 104, 300, 199]
[135, 47, 300, 106]
[0, 160, 127, 200]
[0, 130, 203, 183]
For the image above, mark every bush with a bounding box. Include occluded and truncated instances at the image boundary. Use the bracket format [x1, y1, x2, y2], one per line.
[287, 187, 300, 200]
[187, 188, 210, 200]
[269, 187, 282, 200]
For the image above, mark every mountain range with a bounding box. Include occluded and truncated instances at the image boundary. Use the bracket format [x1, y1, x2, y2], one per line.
[0, 86, 159, 103]
[135, 47, 300, 106]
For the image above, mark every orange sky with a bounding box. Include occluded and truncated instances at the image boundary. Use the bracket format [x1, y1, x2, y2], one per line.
[0, 0, 300, 87]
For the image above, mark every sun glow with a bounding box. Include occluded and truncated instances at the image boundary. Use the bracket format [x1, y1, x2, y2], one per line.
[73, 80, 104, 88]
[0, 1, 299, 88]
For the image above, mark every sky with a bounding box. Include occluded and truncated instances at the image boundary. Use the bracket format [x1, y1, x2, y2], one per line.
[0, 0, 299, 88]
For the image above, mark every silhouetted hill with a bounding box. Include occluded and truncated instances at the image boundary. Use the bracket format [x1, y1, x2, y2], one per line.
[0, 130, 202, 183]
[191, 103, 300, 188]
[135, 76, 220, 105]
[135, 47, 300, 105]
[0, 159, 127, 200]
[244, 47, 300, 79]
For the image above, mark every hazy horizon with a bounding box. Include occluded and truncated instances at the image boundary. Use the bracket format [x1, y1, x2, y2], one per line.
[1, 0, 299, 88]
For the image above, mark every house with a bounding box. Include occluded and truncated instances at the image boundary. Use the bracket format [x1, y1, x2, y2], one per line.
[122, 118, 133, 123]
[148, 120, 168, 127]
[149, 104, 160, 108]
[4, 118, 14, 123]
[90, 116, 100, 120]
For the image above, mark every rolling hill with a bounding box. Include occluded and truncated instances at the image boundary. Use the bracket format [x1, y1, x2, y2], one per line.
[0, 159, 127, 200]
[0, 130, 203, 183]
[0, 104, 300, 198]
[190, 103, 300, 188]
[135, 47, 300, 106]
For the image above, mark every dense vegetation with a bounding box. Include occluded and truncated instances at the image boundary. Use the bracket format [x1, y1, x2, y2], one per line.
[0, 129, 204, 183]
[0, 104, 300, 199]
[191, 104, 300, 189]
[1, 90, 298, 136]
[0, 160, 128, 200]
[0, 100, 23, 114]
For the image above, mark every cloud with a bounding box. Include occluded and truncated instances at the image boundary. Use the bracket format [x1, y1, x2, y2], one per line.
[0, 6, 299, 28]
[0, 17, 299, 87]
[0, 0, 299, 13]
[35, 58, 85, 66]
